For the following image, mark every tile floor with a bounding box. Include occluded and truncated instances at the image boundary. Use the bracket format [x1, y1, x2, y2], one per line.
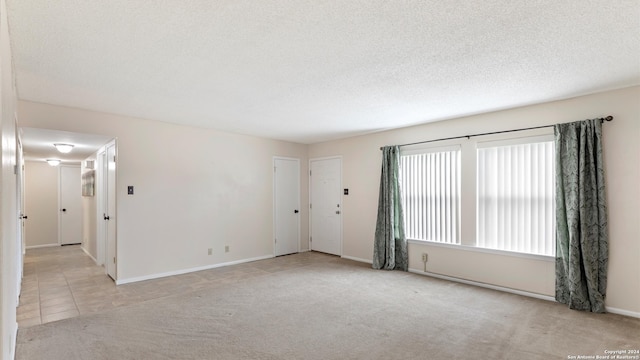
[17, 245, 337, 328]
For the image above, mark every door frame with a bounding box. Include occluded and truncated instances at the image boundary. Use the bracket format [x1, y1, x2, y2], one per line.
[105, 140, 117, 280]
[273, 156, 300, 257]
[95, 139, 117, 279]
[308, 156, 343, 255]
[16, 126, 25, 301]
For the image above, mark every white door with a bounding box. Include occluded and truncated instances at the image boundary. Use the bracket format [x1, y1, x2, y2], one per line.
[59, 165, 82, 245]
[310, 157, 342, 255]
[96, 150, 106, 267]
[274, 158, 300, 256]
[106, 143, 117, 280]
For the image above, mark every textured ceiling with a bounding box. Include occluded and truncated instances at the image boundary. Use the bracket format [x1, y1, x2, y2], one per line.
[7, 1, 640, 144]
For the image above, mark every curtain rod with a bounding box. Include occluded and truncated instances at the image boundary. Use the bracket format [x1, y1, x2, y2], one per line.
[381, 116, 613, 150]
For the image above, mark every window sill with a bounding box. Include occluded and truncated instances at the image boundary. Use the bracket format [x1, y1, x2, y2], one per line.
[407, 239, 555, 262]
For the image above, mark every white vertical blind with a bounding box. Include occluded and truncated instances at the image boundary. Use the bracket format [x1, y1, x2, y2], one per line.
[400, 147, 460, 244]
[476, 139, 555, 256]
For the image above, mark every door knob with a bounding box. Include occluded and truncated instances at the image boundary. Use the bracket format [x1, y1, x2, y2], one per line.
[294, 210, 299, 214]
[104, 214, 110, 220]
[336, 211, 341, 214]
[61, 208, 67, 212]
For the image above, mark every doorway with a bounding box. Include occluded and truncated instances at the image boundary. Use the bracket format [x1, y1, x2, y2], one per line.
[309, 157, 342, 256]
[273, 157, 300, 256]
[19, 128, 116, 274]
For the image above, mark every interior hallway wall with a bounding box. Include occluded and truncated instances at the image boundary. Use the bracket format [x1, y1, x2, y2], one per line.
[308, 86, 640, 316]
[0, 0, 19, 357]
[18, 101, 309, 283]
[24, 161, 58, 248]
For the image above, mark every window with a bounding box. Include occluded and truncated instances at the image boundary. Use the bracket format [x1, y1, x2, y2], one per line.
[476, 136, 555, 256]
[400, 133, 555, 257]
[400, 146, 461, 244]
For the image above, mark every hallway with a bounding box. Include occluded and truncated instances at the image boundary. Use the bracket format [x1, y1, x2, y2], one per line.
[16, 244, 336, 329]
[17, 245, 122, 327]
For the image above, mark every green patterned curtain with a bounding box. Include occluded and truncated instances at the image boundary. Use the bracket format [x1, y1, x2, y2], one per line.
[373, 146, 408, 271]
[555, 119, 608, 313]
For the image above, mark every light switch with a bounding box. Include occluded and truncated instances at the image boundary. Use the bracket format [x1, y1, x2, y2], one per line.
[127, 186, 134, 195]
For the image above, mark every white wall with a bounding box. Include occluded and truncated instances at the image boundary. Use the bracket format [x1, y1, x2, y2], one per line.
[308, 86, 640, 316]
[18, 101, 309, 282]
[0, 0, 19, 357]
[24, 161, 58, 248]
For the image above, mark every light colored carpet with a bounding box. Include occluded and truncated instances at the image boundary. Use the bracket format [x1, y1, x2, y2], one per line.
[16, 255, 640, 359]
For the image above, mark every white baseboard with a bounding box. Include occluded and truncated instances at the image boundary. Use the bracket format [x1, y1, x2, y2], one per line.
[100, 249, 640, 319]
[605, 306, 640, 319]
[341, 255, 373, 264]
[25, 243, 58, 249]
[409, 270, 640, 319]
[81, 246, 98, 264]
[116, 254, 275, 285]
[408, 269, 556, 302]
[11, 322, 17, 360]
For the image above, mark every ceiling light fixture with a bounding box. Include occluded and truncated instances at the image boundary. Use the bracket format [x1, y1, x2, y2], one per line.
[46, 159, 61, 166]
[54, 143, 74, 153]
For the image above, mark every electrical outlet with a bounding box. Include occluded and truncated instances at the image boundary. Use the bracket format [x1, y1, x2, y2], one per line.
[208, 248, 212, 255]
[422, 253, 428, 262]
[225, 245, 230, 253]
